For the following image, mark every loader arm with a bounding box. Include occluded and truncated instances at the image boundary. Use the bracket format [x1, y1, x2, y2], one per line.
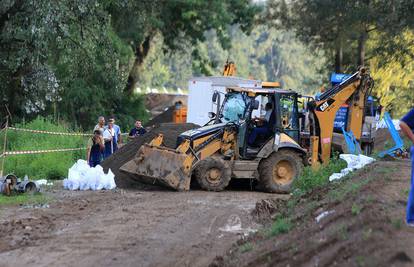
[310, 68, 373, 164]
[347, 74, 373, 140]
[120, 125, 238, 191]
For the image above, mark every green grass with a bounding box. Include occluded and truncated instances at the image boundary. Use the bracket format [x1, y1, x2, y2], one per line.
[239, 242, 254, 253]
[292, 155, 347, 196]
[328, 176, 372, 202]
[0, 192, 50, 206]
[266, 217, 292, 237]
[2, 117, 87, 180]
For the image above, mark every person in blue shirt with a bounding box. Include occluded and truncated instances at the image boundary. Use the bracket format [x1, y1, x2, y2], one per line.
[400, 108, 414, 226]
[128, 120, 147, 140]
[86, 130, 104, 167]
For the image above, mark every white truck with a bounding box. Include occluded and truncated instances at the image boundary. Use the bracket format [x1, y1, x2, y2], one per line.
[187, 76, 278, 126]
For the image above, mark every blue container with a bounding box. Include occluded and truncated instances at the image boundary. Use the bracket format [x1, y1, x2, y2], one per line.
[330, 73, 351, 86]
[334, 106, 349, 133]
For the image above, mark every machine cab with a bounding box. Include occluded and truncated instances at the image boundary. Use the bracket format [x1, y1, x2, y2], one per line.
[217, 87, 301, 158]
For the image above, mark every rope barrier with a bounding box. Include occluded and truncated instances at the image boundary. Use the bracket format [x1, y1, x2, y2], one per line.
[7, 126, 129, 136]
[7, 127, 92, 136]
[3, 147, 86, 156]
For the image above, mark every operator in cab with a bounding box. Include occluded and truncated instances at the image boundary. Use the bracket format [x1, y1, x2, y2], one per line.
[248, 102, 273, 147]
[400, 108, 414, 227]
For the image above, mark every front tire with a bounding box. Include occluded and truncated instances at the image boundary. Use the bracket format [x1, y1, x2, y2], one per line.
[259, 150, 303, 193]
[193, 157, 231, 192]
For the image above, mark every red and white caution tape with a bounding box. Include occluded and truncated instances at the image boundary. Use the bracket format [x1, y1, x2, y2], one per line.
[7, 127, 92, 136]
[8, 127, 129, 136]
[3, 147, 86, 156]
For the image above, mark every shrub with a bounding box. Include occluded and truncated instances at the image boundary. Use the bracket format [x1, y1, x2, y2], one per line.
[292, 155, 347, 196]
[1, 117, 87, 179]
[266, 217, 292, 237]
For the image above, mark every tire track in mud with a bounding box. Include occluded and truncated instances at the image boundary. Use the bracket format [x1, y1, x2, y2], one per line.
[0, 188, 285, 267]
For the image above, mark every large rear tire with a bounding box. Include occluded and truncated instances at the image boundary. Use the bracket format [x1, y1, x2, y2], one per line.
[193, 157, 231, 192]
[259, 150, 303, 193]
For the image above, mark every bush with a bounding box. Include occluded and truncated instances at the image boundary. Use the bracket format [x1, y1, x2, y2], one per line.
[1, 117, 87, 179]
[292, 155, 347, 196]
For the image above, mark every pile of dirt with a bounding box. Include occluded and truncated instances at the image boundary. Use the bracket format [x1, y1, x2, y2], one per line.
[145, 93, 187, 111]
[101, 123, 198, 189]
[212, 160, 414, 267]
[145, 106, 175, 127]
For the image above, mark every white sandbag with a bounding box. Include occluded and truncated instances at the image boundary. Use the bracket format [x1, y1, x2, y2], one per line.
[102, 169, 116, 190]
[329, 154, 375, 182]
[87, 165, 103, 190]
[35, 179, 48, 186]
[67, 168, 81, 190]
[64, 161, 116, 191]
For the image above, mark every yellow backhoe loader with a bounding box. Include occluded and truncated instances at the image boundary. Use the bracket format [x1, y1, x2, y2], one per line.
[121, 68, 373, 193]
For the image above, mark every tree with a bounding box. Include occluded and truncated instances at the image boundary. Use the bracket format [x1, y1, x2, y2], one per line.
[105, 0, 260, 94]
[0, 0, 147, 129]
[369, 30, 414, 116]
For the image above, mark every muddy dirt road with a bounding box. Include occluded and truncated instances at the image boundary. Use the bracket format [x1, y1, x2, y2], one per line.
[0, 187, 284, 267]
[216, 160, 414, 267]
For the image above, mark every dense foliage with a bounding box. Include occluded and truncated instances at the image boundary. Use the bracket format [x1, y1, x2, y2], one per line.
[0, 0, 259, 129]
[2, 0, 413, 126]
[267, 0, 414, 114]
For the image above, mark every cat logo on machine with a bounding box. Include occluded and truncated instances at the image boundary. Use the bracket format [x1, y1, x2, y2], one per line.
[317, 99, 335, 112]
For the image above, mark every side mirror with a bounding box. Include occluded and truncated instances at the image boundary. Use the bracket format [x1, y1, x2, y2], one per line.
[208, 112, 216, 119]
[212, 91, 218, 103]
[252, 100, 259, 110]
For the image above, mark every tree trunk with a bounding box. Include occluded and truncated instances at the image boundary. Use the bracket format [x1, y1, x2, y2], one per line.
[335, 40, 343, 73]
[124, 36, 152, 95]
[357, 31, 367, 67]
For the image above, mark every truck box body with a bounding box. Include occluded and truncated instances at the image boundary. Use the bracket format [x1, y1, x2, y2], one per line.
[187, 76, 264, 126]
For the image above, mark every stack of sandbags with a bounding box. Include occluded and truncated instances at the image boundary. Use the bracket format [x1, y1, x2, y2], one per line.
[63, 159, 116, 190]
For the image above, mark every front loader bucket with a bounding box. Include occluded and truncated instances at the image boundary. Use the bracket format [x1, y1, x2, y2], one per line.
[120, 144, 192, 191]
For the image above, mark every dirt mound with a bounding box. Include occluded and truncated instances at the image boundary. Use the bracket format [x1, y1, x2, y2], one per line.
[101, 123, 198, 189]
[145, 106, 175, 127]
[145, 93, 187, 111]
[213, 160, 414, 267]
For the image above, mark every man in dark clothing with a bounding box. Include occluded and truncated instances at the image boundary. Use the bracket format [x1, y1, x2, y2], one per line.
[128, 120, 147, 140]
[400, 108, 414, 226]
[248, 102, 273, 146]
[87, 130, 104, 167]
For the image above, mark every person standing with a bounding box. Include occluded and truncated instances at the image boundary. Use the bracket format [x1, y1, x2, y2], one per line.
[110, 117, 122, 145]
[94, 116, 106, 135]
[103, 120, 117, 158]
[87, 130, 104, 167]
[400, 108, 414, 226]
[128, 120, 147, 140]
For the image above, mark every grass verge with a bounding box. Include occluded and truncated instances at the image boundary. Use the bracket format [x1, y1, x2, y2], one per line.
[0, 192, 50, 206]
[292, 154, 347, 196]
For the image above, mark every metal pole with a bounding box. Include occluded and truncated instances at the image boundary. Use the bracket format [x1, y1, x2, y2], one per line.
[1, 116, 9, 177]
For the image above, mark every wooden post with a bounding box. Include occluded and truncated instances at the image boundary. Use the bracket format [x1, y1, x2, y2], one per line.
[1, 116, 8, 177]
